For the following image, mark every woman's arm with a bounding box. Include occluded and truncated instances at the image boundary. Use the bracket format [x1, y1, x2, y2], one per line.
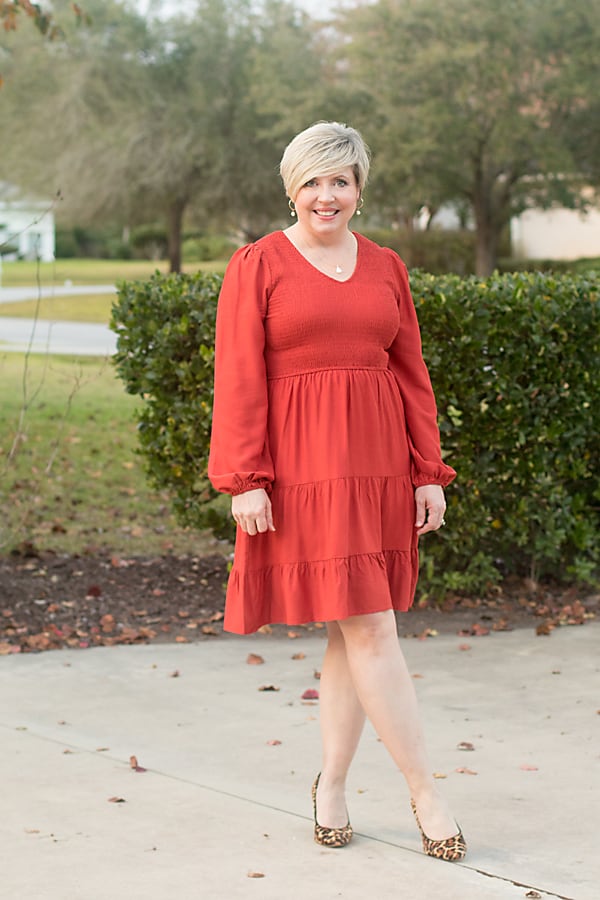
[386, 251, 456, 491]
[208, 244, 275, 498]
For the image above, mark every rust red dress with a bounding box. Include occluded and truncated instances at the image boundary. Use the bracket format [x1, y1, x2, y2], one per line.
[208, 231, 456, 634]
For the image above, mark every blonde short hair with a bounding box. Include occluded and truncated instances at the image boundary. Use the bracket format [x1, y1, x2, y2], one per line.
[279, 122, 370, 201]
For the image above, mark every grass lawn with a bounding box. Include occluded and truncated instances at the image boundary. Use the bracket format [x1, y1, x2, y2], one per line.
[0, 293, 116, 324]
[0, 257, 228, 288]
[0, 353, 221, 557]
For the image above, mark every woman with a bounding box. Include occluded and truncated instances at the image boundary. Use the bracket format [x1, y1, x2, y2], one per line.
[208, 122, 466, 862]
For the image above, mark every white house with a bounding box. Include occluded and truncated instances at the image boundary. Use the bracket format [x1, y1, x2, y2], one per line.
[0, 182, 55, 262]
[416, 188, 600, 261]
[510, 196, 600, 261]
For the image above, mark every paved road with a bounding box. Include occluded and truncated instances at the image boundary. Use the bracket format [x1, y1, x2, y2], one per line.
[0, 284, 118, 356]
[1, 624, 598, 899]
[0, 284, 116, 304]
[0, 317, 117, 356]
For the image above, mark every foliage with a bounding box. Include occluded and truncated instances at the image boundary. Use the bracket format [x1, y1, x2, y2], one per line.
[340, 0, 600, 275]
[181, 234, 237, 263]
[111, 270, 230, 538]
[360, 228, 477, 275]
[112, 267, 600, 597]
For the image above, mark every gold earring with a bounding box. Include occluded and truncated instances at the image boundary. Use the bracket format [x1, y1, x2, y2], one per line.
[356, 197, 364, 216]
[288, 198, 296, 217]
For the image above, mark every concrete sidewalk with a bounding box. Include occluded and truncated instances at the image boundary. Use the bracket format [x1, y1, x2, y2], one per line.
[0, 625, 597, 900]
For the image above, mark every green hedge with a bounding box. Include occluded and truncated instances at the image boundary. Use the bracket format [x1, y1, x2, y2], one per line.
[111, 268, 599, 597]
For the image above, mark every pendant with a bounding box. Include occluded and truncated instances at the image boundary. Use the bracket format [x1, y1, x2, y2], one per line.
[335, 265, 343, 274]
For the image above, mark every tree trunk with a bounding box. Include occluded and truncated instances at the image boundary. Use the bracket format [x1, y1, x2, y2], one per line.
[472, 170, 500, 277]
[166, 197, 187, 273]
[475, 222, 498, 277]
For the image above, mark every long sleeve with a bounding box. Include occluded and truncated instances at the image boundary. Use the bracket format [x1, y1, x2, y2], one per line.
[208, 244, 275, 495]
[386, 252, 456, 488]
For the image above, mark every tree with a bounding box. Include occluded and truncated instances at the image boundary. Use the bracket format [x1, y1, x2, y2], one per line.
[1, 0, 331, 270]
[339, 0, 600, 274]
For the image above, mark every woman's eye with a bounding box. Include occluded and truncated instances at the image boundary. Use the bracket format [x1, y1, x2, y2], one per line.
[304, 179, 317, 187]
[336, 179, 348, 187]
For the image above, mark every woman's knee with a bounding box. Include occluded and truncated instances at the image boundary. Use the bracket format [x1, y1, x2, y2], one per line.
[337, 610, 398, 651]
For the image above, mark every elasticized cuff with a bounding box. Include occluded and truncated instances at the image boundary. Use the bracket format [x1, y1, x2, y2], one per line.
[231, 478, 272, 497]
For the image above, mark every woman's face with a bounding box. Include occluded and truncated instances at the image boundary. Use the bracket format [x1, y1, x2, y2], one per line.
[293, 166, 361, 239]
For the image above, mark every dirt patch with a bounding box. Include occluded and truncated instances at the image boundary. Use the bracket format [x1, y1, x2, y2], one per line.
[0, 547, 597, 653]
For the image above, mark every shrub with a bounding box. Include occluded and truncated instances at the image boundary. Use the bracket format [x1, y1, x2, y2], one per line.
[111, 268, 599, 597]
[359, 228, 480, 274]
[181, 234, 237, 262]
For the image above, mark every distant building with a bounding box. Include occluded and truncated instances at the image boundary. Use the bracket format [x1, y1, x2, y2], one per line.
[0, 182, 55, 262]
[510, 194, 600, 261]
[416, 189, 600, 261]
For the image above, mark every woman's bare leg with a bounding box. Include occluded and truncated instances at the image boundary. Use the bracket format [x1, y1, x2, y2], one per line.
[337, 609, 457, 839]
[315, 621, 366, 827]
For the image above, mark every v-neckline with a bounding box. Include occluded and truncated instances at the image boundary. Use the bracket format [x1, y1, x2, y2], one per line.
[279, 230, 360, 284]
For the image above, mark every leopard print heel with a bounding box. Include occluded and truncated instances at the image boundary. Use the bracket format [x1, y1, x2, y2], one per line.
[312, 773, 353, 848]
[410, 798, 467, 862]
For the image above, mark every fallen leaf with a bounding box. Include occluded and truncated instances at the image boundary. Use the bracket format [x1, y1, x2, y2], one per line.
[108, 796, 126, 803]
[201, 625, 218, 635]
[24, 828, 40, 834]
[417, 628, 438, 640]
[175, 635, 189, 643]
[247, 872, 265, 878]
[536, 620, 554, 636]
[257, 624, 273, 634]
[130, 755, 147, 773]
[258, 684, 280, 692]
[313, 669, 321, 680]
[292, 652, 306, 660]
[86, 585, 102, 598]
[287, 631, 300, 639]
[301, 689, 319, 700]
[519, 764, 539, 771]
[412, 673, 424, 679]
[63, 749, 74, 755]
[457, 741, 475, 751]
[458, 643, 472, 651]
[100, 614, 115, 633]
[525, 892, 542, 898]
[96, 747, 110, 752]
[246, 653, 265, 665]
[170, 670, 181, 678]
[455, 767, 478, 775]
[266, 739, 282, 746]
[433, 772, 447, 779]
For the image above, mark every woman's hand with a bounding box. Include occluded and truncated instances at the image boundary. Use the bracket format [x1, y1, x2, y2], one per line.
[231, 488, 276, 536]
[414, 484, 446, 536]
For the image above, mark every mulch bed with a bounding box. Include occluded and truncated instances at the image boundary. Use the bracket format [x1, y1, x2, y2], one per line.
[1, 545, 597, 654]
